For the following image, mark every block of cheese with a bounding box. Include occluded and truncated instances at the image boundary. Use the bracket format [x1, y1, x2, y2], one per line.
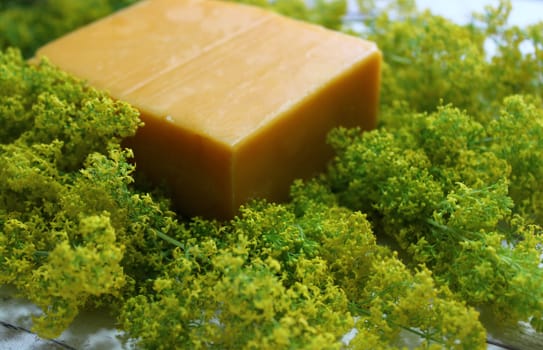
[36, 0, 382, 219]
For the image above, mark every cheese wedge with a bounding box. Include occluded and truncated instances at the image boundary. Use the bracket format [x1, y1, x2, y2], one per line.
[36, 0, 382, 219]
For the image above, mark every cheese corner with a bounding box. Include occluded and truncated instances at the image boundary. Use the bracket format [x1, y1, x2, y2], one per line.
[36, 0, 382, 219]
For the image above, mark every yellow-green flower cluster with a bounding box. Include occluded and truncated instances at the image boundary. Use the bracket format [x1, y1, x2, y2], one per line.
[361, 0, 542, 123]
[325, 98, 543, 331]
[119, 197, 485, 349]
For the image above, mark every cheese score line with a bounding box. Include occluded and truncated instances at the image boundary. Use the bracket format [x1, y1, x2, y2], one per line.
[36, 0, 382, 219]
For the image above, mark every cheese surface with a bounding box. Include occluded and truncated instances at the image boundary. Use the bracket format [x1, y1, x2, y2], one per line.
[36, 0, 382, 219]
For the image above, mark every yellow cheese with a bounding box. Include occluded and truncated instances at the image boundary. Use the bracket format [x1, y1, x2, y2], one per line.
[36, 0, 382, 219]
